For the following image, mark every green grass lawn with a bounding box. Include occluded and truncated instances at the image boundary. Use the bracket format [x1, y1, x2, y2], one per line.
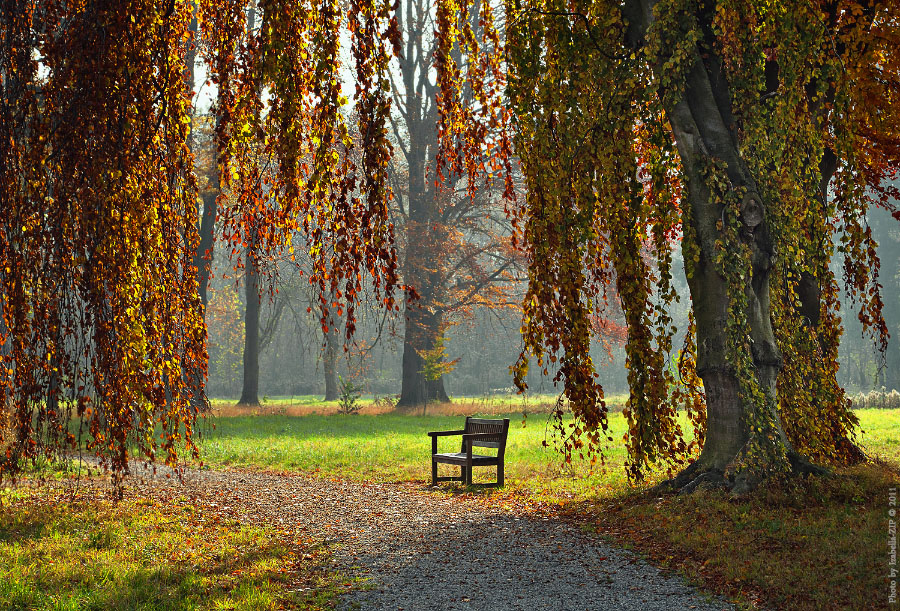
[198, 409, 638, 498]
[0, 487, 339, 611]
[197, 407, 898, 498]
[857, 407, 900, 463]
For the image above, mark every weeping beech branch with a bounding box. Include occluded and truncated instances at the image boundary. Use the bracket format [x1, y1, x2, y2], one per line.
[0, 0, 405, 481]
[438, 0, 900, 486]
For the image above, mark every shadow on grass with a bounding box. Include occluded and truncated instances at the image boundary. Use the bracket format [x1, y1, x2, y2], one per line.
[0, 496, 61, 544]
[4, 548, 290, 611]
[561, 461, 899, 611]
[65, 548, 283, 610]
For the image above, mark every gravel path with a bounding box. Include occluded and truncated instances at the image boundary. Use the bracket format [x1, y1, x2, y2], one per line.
[91, 463, 733, 611]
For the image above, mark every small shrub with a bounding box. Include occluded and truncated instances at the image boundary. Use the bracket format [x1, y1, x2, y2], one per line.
[868, 390, 881, 408]
[372, 394, 398, 410]
[336, 376, 362, 415]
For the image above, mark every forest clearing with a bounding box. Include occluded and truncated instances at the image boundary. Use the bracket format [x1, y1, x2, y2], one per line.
[3, 0, 900, 609]
[2, 405, 898, 609]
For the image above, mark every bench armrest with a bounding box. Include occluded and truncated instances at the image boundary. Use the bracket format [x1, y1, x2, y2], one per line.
[427, 430, 466, 437]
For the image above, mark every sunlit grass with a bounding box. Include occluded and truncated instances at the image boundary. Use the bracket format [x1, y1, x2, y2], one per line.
[856, 407, 900, 464]
[198, 409, 639, 499]
[197, 407, 898, 501]
[0, 488, 336, 611]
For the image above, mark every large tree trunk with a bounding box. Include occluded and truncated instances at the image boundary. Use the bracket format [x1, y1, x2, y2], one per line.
[238, 256, 260, 406]
[674, 62, 786, 468]
[397, 298, 449, 408]
[390, 3, 454, 409]
[625, 1, 802, 491]
[396, 228, 453, 407]
[395, 122, 451, 406]
[397, 191, 450, 407]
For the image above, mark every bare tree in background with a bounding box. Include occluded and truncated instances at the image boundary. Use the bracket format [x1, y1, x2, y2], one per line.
[389, 0, 520, 409]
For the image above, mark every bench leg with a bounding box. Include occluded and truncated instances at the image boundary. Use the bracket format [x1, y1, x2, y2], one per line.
[431, 437, 439, 486]
[497, 461, 504, 487]
[464, 463, 473, 486]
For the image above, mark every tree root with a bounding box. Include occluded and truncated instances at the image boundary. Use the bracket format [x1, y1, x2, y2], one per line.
[787, 450, 831, 478]
[651, 452, 833, 497]
[680, 469, 727, 494]
[650, 464, 727, 495]
[650, 460, 710, 495]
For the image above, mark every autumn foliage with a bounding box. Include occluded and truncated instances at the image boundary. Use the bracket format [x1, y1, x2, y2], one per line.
[0, 0, 403, 480]
[2, 0, 898, 488]
[1, 1, 205, 478]
[482, 0, 899, 482]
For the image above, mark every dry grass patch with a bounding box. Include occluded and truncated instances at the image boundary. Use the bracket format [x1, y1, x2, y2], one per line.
[208, 394, 627, 419]
[574, 461, 899, 610]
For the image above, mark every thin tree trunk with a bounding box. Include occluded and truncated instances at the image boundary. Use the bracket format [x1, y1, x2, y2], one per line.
[194, 190, 217, 312]
[186, 1, 220, 409]
[238, 254, 260, 406]
[323, 316, 339, 401]
[236, 2, 260, 407]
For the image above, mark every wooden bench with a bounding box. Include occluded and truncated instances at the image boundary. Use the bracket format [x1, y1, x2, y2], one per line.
[428, 417, 509, 487]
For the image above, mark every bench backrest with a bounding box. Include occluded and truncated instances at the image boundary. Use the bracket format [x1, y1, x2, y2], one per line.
[462, 417, 510, 455]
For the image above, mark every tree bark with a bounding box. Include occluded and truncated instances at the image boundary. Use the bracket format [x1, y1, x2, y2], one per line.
[397, 297, 449, 408]
[394, 155, 452, 406]
[186, 2, 218, 410]
[627, 1, 796, 490]
[238, 254, 260, 406]
[236, 3, 260, 408]
[395, 157, 453, 407]
[194, 190, 217, 314]
[396, 219, 453, 407]
[323, 314, 339, 401]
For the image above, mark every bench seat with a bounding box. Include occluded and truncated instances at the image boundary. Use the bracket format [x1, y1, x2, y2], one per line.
[432, 452, 500, 465]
